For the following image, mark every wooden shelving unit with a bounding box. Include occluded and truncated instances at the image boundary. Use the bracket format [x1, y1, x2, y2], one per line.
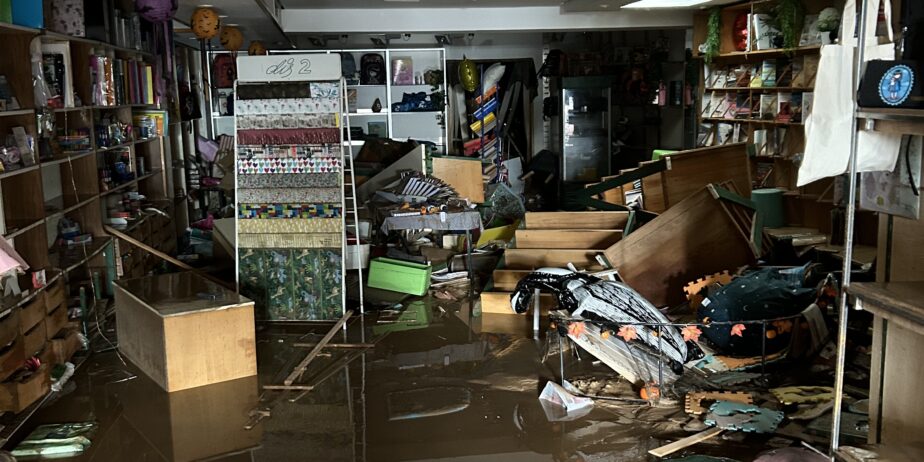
[0, 4, 179, 417]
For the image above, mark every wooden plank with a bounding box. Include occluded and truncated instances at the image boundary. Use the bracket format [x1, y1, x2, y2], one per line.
[504, 249, 602, 269]
[585, 176, 624, 206]
[283, 311, 352, 386]
[479, 291, 555, 315]
[514, 229, 622, 249]
[603, 187, 757, 306]
[524, 211, 630, 230]
[431, 156, 484, 203]
[648, 427, 724, 458]
[660, 143, 751, 209]
[880, 322, 924, 446]
[492, 269, 534, 291]
[849, 283, 924, 330]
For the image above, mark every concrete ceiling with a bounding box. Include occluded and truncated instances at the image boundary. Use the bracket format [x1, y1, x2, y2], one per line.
[283, 0, 563, 7]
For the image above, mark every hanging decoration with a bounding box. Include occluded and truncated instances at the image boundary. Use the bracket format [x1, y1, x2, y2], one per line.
[248, 41, 267, 56]
[191, 7, 220, 40]
[220, 25, 244, 52]
[135, 0, 177, 22]
[458, 56, 478, 92]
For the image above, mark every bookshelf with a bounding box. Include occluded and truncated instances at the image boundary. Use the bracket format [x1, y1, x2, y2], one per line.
[693, 0, 832, 193]
[0, 4, 178, 417]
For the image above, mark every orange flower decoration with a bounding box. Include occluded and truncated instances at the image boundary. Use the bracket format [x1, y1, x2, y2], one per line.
[567, 321, 586, 338]
[617, 325, 638, 342]
[681, 325, 702, 342]
[731, 323, 746, 337]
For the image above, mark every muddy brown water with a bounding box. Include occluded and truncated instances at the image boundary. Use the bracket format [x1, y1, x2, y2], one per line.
[8, 296, 806, 461]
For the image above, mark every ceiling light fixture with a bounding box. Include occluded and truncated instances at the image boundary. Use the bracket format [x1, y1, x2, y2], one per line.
[435, 34, 451, 46]
[622, 0, 709, 8]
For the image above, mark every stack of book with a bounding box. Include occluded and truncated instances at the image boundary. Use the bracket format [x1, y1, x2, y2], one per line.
[90, 56, 155, 106]
[468, 84, 501, 181]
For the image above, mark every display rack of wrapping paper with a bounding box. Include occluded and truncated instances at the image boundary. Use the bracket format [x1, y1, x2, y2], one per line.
[234, 55, 347, 321]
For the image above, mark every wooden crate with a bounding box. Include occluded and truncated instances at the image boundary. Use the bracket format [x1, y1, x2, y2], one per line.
[653, 143, 751, 211]
[22, 319, 45, 358]
[45, 329, 82, 365]
[514, 229, 622, 249]
[479, 291, 556, 315]
[44, 280, 65, 314]
[18, 293, 44, 337]
[0, 309, 19, 349]
[0, 365, 50, 414]
[115, 272, 257, 392]
[45, 303, 68, 340]
[504, 249, 602, 269]
[524, 211, 629, 230]
[0, 339, 24, 382]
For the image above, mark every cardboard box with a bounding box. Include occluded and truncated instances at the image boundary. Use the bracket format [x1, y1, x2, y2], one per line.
[22, 319, 45, 358]
[0, 308, 19, 348]
[44, 280, 65, 314]
[0, 365, 50, 413]
[0, 339, 24, 382]
[11, 0, 42, 28]
[115, 273, 257, 392]
[46, 328, 81, 365]
[19, 293, 45, 335]
[45, 303, 68, 340]
[368, 258, 432, 295]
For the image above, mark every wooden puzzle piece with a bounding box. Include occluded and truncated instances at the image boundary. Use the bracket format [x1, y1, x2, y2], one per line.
[685, 391, 754, 415]
[683, 270, 733, 309]
[704, 401, 785, 433]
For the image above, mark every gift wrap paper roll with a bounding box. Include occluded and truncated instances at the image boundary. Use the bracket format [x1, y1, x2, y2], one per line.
[238, 173, 340, 188]
[238, 233, 342, 249]
[238, 204, 342, 219]
[237, 188, 341, 203]
[238, 218, 343, 234]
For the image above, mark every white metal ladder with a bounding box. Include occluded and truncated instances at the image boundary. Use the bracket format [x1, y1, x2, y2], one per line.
[341, 77, 365, 314]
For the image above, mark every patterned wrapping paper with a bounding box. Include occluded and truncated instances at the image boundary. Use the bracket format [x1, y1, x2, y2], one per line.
[235, 98, 340, 115]
[238, 218, 343, 234]
[238, 172, 340, 189]
[238, 145, 342, 159]
[237, 128, 340, 146]
[238, 233, 342, 249]
[239, 248, 343, 321]
[236, 114, 340, 130]
[237, 188, 341, 203]
[238, 204, 342, 219]
[236, 83, 312, 100]
[237, 157, 341, 174]
[310, 82, 340, 98]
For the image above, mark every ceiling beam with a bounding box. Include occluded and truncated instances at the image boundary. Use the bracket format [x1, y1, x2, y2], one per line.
[281, 6, 693, 34]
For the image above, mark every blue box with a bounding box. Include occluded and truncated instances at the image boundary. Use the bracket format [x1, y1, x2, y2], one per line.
[11, 0, 43, 28]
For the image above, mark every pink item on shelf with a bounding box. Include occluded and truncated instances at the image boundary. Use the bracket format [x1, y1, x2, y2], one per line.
[391, 57, 414, 85]
[0, 237, 28, 274]
[236, 128, 340, 146]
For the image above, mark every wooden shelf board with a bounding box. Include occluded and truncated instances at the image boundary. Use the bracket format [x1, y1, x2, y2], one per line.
[48, 236, 113, 273]
[857, 107, 924, 122]
[847, 282, 924, 329]
[41, 150, 94, 167]
[0, 22, 41, 35]
[712, 45, 822, 60]
[97, 141, 134, 152]
[702, 117, 803, 126]
[45, 195, 98, 221]
[41, 30, 154, 58]
[100, 180, 137, 197]
[3, 217, 45, 240]
[705, 87, 813, 92]
[0, 164, 40, 181]
[0, 109, 34, 117]
[53, 106, 92, 113]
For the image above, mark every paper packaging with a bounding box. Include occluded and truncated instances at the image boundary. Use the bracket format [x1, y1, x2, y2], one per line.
[11, 0, 42, 28]
[47, 0, 85, 37]
[538, 381, 594, 422]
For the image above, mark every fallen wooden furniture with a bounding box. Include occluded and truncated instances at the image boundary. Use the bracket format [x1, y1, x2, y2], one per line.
[114, 272, 257, 392]
[603, 184, 760, 307]
[479, 211, 629, 316]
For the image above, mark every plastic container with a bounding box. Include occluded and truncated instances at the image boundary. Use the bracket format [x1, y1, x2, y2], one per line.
[11, 0, 42, 28]
[368, 257, 432, 296]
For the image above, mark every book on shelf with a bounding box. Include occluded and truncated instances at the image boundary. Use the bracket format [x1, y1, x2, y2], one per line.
[774, 127, 788, 156]
[791, 93, 803, 123]
[722, 68, 737, 88]
[697, 123, 715, 147]
[704, 64, 722, 88]
[41, 42, 74, 108]
[701, 91, 715, 118]
[754, 162, 774, 188]
[759, 94, 778, 120]
[752, 129, 770, 156]
[775, 59, 792, 87]
[777, 92, 793, 123]
[752, 14, 780, 51]
[735, 65, 754, 88]
[717, 123, 736, 145]
[802, 92, 814, 122]
[723, 94, 737, 119]
[791, 56, 804, 88]
[735, 93, 752, 119]
[803, 55, 819, 87]
[760, 60, 777, 87]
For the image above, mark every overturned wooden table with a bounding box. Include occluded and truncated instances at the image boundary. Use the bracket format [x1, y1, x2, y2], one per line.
[115, 272, 257, 392]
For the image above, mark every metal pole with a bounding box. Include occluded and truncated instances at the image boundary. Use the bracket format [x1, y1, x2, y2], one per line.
[831, 0, 871, 455]
[533, 288, 540, 337]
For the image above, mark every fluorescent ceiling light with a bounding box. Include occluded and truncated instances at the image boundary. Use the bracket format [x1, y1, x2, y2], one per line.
[622, 0, 709, 8]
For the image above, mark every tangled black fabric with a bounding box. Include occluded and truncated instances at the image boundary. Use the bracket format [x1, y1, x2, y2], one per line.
[697, 268, 815, 357]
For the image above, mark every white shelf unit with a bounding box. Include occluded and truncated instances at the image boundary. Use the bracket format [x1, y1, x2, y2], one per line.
[272, 48, 448, 157]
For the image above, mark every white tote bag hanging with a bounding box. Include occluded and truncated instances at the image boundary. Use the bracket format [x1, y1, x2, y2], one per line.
[798, 0, 901, 186]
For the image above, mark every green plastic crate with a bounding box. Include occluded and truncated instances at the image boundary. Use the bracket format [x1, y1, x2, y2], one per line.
[0, 0, 11, 24]
[368, 258, 432, 296]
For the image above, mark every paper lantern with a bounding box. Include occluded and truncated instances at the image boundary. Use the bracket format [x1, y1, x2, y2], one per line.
[191, 7, 220, 40]
[135, 0, 177, 23]
[248, 41, 267, 56]
[458, 56, 478, 92]
[220, 26, 243, 52]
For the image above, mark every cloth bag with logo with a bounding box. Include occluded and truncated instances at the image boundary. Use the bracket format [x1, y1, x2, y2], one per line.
[798, 0, 902, 186]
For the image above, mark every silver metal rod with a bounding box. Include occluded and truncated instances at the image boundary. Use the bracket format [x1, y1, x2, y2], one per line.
[831, 0, 871, 454]
[533, 288, 541, 337]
